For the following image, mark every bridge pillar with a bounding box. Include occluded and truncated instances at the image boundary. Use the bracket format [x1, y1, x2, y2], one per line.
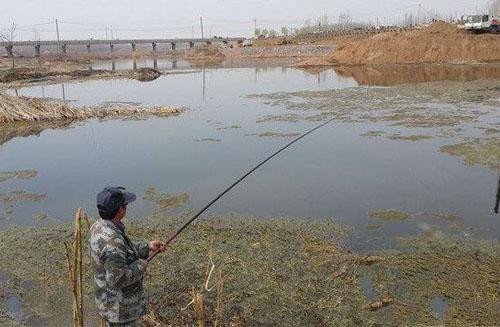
[153, 58, 158, 70]
[110, 44, 114, 53]
[111, 61, 116, 71]
[5, 45, 13, 57]
[172, 60, 177, 69]
[152, 42, 157, 52]
[131, 43, 136, 52]
[86, 44, 91, 53]
[170, 42, 176, 50]
[61, 44, 67, 54]
[133, 60, 137, 71]
[34, 45, 41, 57]
[189, 41, 194, 49]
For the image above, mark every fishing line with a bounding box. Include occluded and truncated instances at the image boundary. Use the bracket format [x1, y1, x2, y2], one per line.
[147, 116, 336, 262]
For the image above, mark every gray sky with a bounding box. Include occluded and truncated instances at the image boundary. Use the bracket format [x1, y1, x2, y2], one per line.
[0, 0, 490, 40]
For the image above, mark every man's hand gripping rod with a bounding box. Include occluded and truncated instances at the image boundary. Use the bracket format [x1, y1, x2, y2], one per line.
[147, 117, 336, 262]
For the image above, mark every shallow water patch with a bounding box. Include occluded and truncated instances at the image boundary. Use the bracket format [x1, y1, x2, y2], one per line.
[429, 295, 448, 321]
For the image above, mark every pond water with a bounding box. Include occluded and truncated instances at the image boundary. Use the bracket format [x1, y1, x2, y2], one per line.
[2, 63, 499, 251]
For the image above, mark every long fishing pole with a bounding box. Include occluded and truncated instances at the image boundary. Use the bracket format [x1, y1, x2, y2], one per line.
[494, 173, 500, 214]
[147, 117, 336, 262]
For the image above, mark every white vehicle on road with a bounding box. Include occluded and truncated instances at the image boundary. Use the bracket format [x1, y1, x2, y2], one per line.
[462, 14, 500, 33]
[242, 39, 253, 47]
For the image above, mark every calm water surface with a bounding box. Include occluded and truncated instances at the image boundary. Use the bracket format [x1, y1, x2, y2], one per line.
[2, 64, 498, 250]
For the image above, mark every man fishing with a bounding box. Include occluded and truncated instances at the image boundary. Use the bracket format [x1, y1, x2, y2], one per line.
[89, 186, 166, 326]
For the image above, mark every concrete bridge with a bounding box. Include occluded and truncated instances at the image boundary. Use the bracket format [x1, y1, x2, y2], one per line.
[0, 37, 246, 57]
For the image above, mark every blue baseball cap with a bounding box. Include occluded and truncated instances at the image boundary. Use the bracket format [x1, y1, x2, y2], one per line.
[97, 186, 137, 215]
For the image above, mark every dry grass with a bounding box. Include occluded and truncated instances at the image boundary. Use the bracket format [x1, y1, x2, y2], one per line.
[63, 208, 91, 327]
[0, 92, 182, 124]
[181, 244, 226, 327]
[0, 215, 497, 325]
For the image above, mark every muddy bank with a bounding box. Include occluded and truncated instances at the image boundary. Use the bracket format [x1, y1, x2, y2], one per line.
[0, 92, 182, 124]
[0, 215, 497, 326]
[330, 22, 500, 65]
[0, 66, 161, 84]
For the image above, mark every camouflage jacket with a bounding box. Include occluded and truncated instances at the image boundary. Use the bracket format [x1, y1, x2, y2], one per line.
[88, 219, 150, 323]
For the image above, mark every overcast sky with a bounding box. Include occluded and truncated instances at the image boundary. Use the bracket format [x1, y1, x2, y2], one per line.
[0, 0, 490, 40]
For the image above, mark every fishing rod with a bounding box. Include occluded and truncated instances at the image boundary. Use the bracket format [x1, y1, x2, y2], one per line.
[147, 117, 336, 262]
[495, 173, 500, 214]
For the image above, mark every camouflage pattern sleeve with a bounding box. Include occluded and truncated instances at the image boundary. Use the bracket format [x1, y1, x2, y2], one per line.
[134, 241, 150, 259]
[103, 237, 146, 288]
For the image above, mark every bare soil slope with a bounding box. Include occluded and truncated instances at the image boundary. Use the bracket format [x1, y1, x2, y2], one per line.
[186, 44, 225, 63]
[330, 22, 500, 65]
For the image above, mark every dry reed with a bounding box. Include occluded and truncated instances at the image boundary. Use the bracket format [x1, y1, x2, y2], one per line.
[63, 208, 90, 327]
[0, 92, 182, 124]
[182, 244, 226, 327]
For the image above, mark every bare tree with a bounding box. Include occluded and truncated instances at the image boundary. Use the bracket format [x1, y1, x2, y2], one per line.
[0, 22, 17, 68]
[338, 12, 353, 30]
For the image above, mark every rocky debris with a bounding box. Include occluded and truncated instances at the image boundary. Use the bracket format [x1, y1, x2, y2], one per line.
[234, 44, 334, 59]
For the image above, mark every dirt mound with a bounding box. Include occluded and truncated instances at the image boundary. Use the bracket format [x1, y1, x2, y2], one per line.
[330, 21, 500, 64]
[186, 44, 225, 63]
[133, 68, 161, 82]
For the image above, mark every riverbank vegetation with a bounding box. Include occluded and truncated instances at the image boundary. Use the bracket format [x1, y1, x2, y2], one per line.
[0, 213, 498, 326]
[0, 92, 181, 124]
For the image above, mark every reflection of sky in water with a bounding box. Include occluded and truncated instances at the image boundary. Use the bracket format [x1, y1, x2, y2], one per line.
[2, 65, 499, 250]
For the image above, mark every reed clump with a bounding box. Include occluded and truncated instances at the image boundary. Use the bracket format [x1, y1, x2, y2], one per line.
[0, 92, 182, 124]
[63, 208, 91, 327]
[180, 245, 225, 327]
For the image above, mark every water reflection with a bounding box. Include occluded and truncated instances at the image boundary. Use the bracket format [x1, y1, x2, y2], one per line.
[333, 64, 500, 86]
[0, 120, 74, 146]
[11, 66, 358, 106]
[89, 59, 500, 86]
[61, 83, 66, 102]
[2, 66, 498, 250]
[429, 295, 448, 320]
[91, 58, 190, 71]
